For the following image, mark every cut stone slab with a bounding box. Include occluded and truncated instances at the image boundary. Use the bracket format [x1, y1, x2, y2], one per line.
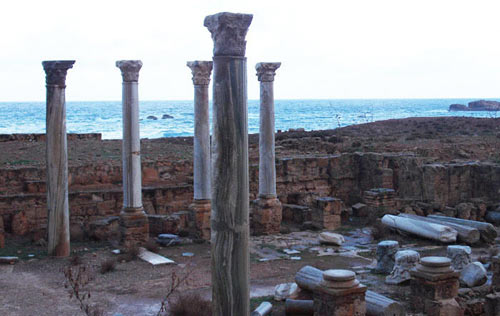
[318, 232, 345, 246]
[0, 256, 19, 264]
[460, 262, 487, 288]
[274, 282, 299, 301]
[138, 247, 175, 265]
[447, 245, 472, 270]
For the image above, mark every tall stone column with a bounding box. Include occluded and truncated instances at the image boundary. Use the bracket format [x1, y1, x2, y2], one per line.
[187, 61, 213, 240]
[204, 12, 253, 316]
[43, 60, 74, 257]
[251, 62, 282, 235]
[116, 60, 149, 247]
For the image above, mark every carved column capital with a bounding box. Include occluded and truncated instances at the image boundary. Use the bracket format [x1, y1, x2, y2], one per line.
[116, 60, 143, 82]
[256, 62, 281, 82]
[187, 61, 213, 85]
[42, 60, 75, 87]
[204, 12, 253, 57]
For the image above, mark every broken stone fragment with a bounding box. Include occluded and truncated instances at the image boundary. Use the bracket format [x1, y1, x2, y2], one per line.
[0, 256, 19, 264]
[274, 282, 299, 301]
[375, 240, 399, 274]
[447, 245, 472, 270]
[460, 262, 487, 288]
[251, 301, 272, 316]
[385, 250, 420, 285]
[318, 232, 345, 246]
[156, 234, 181, 246]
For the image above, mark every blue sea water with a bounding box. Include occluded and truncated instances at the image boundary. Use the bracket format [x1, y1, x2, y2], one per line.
[0, 99, 498, 139]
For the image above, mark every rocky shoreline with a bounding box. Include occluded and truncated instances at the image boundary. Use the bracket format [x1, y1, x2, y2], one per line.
[450, 100, 500, 111]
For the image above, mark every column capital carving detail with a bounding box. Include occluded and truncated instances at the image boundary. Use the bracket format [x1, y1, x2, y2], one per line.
[256, 62, 281, 82]
[187, 61, 213, 85]
[116, 60, 143, 82]
[204, 12, 253, 57]
[42, 60, 75, 87]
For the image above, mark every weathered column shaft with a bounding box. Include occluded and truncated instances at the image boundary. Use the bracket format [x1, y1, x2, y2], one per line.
[116, 60, 148, 247]
[187, 61, 213, 200]
[205, 12, 253, 316]
[43, 60, 74, 257]
[256, 62, 280, 197]
[119, 62, 142, 209]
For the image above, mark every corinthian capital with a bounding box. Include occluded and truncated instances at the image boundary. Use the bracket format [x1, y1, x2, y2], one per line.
[187, 61, 213, 85]
[256, 62, 281, 82]
[42, 60, 75, 87]
[204, 12, 253, 57]
[116, 60, 143, 82]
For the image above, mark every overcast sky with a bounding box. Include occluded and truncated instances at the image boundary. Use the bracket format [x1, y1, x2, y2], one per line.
[1, 0, 500, 101]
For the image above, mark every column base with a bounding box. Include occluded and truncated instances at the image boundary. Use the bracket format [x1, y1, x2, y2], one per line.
[120, 207, 149, 248]
[251, 196, 282, 235]
[313, 284, 367, 316]
[189, 199, 211, 240]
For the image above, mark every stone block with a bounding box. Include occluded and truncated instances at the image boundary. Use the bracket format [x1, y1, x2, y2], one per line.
[88, 216, 120, 241]
[251, 197, 282, 235]
[0, 216, 4, 248]
[352, 203, 368, 217]
[119, 210, 149, 247]
[188, 200, 211, 240]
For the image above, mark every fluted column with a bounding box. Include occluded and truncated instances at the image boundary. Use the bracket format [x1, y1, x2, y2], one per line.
[187, 61, 213, 240]
[43, 60, 75, 257]
[116, 60, 149, 247]
[205, 12, 253, 316]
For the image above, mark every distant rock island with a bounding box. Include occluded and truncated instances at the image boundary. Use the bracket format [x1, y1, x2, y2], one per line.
[449, 100, 500, 111]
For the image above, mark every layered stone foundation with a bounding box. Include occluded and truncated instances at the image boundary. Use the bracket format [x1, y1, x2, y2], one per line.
[189, 199, 211, 240]
[119, 208, 149, 247]
[251, 196, 282, 235]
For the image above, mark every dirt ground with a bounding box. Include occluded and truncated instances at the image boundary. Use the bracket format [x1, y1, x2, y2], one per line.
[1, 116, 500, 315]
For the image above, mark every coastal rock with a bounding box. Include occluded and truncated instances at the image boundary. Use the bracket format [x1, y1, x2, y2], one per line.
[147, 115, 158, 120]
[469, 100, 500, 111]
[449, 100, 500, 111]
[460, 262, 487, 287]
[449, 104, 468, 111]
[162, 114, 173, 119]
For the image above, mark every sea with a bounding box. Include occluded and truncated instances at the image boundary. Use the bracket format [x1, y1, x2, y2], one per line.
[0, 99, 498, 140]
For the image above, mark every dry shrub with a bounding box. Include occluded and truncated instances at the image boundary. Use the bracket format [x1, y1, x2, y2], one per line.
[145, 239, 159, 253]
[69, 254, 83, 266]
[118, 245, 140, 262]
[63, 265, 104, 316]
[169, 293, 212, 316]
[99, 259, 116, 274]
[371, 220, 390, 240]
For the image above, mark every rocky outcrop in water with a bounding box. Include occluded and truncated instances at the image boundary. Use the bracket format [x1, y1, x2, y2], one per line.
[449, 100, 500, 111]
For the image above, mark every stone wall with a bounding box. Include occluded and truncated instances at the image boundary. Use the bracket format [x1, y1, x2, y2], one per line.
[1, 152, 499, 239]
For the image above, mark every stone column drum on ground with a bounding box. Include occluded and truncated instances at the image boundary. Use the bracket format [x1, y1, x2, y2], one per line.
[116, 60, 149, 247]
[375, 240, 399, 274]
[205, 12, 253, 316]
[43, 60, 75, 257]
[251, 62, 282, 235]
[187, 61, 213, 240]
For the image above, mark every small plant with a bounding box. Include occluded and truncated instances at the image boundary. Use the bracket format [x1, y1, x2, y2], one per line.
[63, 265, 104, 316]
[157, 267, 195, 316]
[145, 239, 159, 253]
[99, 259, 116, 274]
[169, 293, 212, 316]
[69, 254, 83, 266]
[118, 245, 140, 262]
